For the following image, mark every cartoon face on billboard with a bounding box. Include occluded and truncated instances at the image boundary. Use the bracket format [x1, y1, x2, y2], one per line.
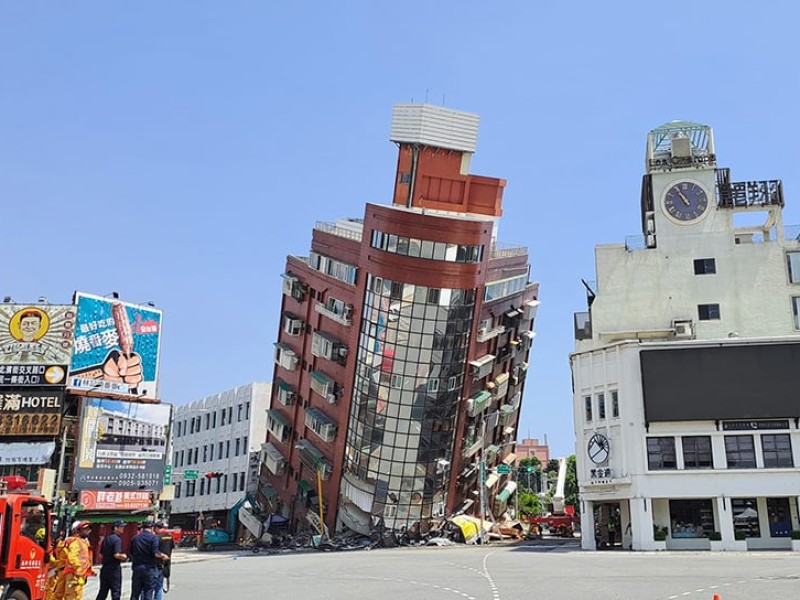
[0, 305, 75, 386]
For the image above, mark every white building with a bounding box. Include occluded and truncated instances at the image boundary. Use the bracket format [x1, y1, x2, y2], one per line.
[571, 121, 800, 551]
[169, 382, 270, 527]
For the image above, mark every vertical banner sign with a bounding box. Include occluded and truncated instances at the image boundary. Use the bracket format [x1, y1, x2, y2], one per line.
[75, 397, 171, 491]
[0, 305, 75, 386]
[69, 293, 162, 399]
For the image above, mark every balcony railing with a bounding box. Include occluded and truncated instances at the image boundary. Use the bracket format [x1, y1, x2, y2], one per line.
[489, 242, 528, 259]
[315, 221, 363, 241]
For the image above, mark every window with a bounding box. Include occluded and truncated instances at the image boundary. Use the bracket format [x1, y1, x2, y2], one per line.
[669, 499, 714, 538]
[597, 393, 606, 419]
[226, 440, 230, 458]
[243, 436, 247, 451]
[240, 472, 246, 491]
[174, 482, 181, 499]
[792, 297, 800, 330]
[447, 375, 459, 391]
[215, 477, 221, 494]
[698, 304, 720, 320]
[427, 288, 440, 304]
[647, 437, 676, 470]
[223, 474, 228, 493]
[761, 434, 793, 468]
[203, 445, 208, 462]
[209, 445, 214, 461]
[199, 479, 205, 496]
[766, 497, 792, 537]
[212, 412, 217, 428]
[611, 391, 619, 418]
[694, 258, 716, 275]
[399, 172, 411, 184]
[787, 251, 800, 283]
[682, 436, 712, 469]
[186, 481, 195, 497]
[725, 435, 756, 468]
[221, 409, 226, 426]
[427, 379, 439, 393]
[246, 402, 250, 420]
[204, 413, 210, 430]
[238, 404, 243, 422]
[232, 473, 238, 491]
[731, 498, 760, 538]
[218, 442, 223, 459]
[235, 438, 241, 456]
[391, 374, 403, 389]
[584, 396, 592, 422]
[227, 407, 233, 423]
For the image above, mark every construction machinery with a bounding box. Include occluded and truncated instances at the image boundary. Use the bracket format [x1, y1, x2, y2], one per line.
[198, 493, 285, 551]
[0, 476, 52, 600]
[529, 458, 579, 537]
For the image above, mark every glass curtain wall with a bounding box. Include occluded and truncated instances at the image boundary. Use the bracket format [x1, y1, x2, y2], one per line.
[345, 274, 476, 532]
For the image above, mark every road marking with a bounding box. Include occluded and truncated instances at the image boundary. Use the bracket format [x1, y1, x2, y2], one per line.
[365, 575, 476, 600]
[482, 551, 501, 600]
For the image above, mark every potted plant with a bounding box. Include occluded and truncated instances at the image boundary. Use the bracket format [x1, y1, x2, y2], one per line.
[652, 525, 668, 550]
[708, 531, 723, 551]
[732, 529, 748, 551]
[791, 530, 800, 552]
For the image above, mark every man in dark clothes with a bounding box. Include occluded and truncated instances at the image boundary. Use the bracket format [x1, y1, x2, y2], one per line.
[129, 522, 168, 600]
[96, 520, 127, 600]
[153, 523, 174, 600]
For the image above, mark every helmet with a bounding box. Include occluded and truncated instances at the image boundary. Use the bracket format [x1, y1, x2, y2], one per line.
[74, 521, 92, 531]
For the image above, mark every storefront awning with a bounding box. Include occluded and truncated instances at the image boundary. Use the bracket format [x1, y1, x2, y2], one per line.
[0, 441, 55, 465]
[496, 481, 518, 504]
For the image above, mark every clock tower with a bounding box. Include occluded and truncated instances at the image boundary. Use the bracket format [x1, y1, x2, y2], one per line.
[640, 120, 785, 253]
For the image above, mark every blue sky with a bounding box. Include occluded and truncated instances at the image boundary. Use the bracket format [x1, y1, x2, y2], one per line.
[2, 2, 799, 458]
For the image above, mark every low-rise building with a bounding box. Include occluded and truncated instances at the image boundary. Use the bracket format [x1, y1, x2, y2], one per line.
[169, 382, 270, 529]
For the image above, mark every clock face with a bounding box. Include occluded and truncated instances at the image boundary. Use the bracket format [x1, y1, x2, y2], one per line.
[663, 181, 709, 223]
[587, 433, 610, 465]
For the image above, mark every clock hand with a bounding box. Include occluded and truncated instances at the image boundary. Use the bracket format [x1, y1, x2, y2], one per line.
[676, 189, 691, 206]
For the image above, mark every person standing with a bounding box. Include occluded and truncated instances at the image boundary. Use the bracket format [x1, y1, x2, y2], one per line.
[129, 522, 167, 600]
[62, 521, 95, 600]
[153, 523, 174, 600]
[96, 521, 128, 600]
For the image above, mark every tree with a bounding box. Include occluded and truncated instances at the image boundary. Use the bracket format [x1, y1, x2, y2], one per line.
[517, 490, 543, 517]
[564, 454, 580, 508]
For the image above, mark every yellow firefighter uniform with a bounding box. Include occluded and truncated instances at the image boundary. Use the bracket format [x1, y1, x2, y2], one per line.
[61, 532, 94, 600]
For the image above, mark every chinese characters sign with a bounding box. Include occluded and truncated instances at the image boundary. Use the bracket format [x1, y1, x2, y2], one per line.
[0, 389, 63, 436]
[69, 293, 162, 399]
[75, 397, 171, 491]
[79, 489, 152, 511]
[0, 305, 75, 385]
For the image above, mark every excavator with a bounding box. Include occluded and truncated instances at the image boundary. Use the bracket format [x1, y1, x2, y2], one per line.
[199, 493, 287, 551]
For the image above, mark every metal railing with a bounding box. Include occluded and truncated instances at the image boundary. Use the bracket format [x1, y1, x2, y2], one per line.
[315, 222, 363, 241]
[489, 242, 528, 259]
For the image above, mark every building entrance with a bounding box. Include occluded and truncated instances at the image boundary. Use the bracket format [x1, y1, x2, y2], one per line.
[594, 502, 622, 549]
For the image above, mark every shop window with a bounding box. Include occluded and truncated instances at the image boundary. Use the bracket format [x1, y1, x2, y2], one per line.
[693, 258, 716, 275]
[766, 498, 792, 537]
[725, 435, 756, 468]
[698, 303, 720, 320]
[669, 499, 714, 538]
[761, 434, 793, 468]
[731, 498, 760, 538]
[682, 436, 712, 469]
[647, 437, 676, 470]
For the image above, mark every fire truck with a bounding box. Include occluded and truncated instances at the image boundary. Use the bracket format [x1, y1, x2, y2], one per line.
[0, 476, 52, 600]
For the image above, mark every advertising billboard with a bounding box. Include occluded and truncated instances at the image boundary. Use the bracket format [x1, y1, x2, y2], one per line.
[79, 489, 152, 511]
[0, 388, 63, 436]
[69, 293, 162, 399]
[75, 397, 171, 491]
[0, 304, 75, 386]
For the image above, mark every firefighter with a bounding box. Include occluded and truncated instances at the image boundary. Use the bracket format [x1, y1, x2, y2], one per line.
[62, 521, 96, 600]
[46, 521, 81, 600]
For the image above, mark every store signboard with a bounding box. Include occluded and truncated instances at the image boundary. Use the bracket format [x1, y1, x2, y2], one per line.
[0, 304, 75, 385]
[0, 388, 63, 436]
[0, 441, 56, 465]
[75, 397, 171, 491]
[69, 293, 162, 399]
[79, 489, 152, 511]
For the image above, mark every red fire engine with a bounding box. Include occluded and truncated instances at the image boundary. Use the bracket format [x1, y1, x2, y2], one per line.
[0, 476, 51, 600]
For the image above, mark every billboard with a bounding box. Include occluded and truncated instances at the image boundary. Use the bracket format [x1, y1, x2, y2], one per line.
[75, 397, 171, 491]
[0, 304, 75, 386]
[0, 388, 63, 436]
[69, 293, 162, 399]
[79, 489, 152, 511]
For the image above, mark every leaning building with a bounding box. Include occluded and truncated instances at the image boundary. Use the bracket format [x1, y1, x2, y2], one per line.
[260, 104, 540, 536]
[571, 121, 800, 551]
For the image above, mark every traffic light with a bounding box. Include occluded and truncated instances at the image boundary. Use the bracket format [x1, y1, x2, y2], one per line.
[205, 472, 224, 479]
[526, 466, 533, 473]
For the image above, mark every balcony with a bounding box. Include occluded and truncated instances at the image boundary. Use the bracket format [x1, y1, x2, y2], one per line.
[477, 324, 505, 343]
[315, 301, 353, 326]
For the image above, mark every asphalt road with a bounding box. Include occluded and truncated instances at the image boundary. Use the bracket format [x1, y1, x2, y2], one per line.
[84, 541, 800, 600]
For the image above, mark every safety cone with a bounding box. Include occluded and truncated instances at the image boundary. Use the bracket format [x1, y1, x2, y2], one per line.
[712, 595, 721, 600]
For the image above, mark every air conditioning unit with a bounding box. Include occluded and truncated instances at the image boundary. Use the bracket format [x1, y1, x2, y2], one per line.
[672, 319, 694, 339]
[326, 393, 337, 404]
[337, 346, 348, 359]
